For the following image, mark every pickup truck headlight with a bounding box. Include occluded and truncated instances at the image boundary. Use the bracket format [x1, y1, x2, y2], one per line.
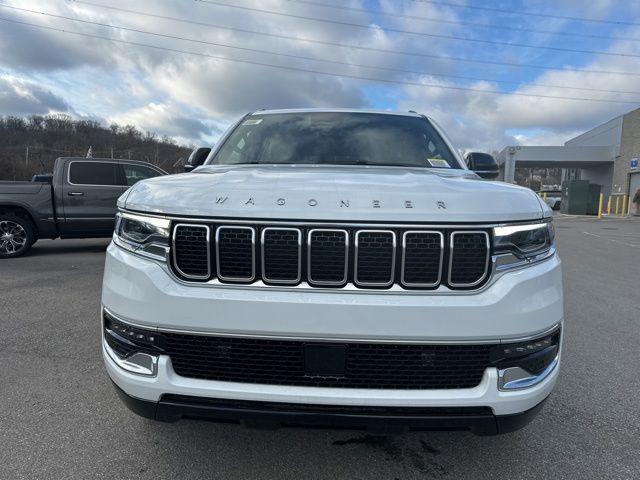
[492, 221, 555, 270]
[114, 212, 170, 260]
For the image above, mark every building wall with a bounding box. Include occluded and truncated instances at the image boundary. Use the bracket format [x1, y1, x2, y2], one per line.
[616, 109, 640, 195]
[565, 115, 622, 154]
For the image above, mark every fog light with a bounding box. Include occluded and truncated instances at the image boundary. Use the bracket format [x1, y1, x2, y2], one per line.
[493, 327, 561, 391]
[102, 310, 163, 376]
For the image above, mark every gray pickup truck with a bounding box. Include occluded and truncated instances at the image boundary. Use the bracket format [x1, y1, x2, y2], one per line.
[0, 157, 166, 258]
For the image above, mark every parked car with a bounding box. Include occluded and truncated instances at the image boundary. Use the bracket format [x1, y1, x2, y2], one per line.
[0, 157, 166, 258]
[102, 109, 562, 435]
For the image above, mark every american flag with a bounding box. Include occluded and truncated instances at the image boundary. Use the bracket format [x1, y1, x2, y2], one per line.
[86, 146, 92, 158]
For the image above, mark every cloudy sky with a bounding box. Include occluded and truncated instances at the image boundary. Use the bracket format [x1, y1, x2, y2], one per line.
[1, 0, 640, 151]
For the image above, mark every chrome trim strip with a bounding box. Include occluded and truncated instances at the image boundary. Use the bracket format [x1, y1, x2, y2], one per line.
[102, 308, 561, 345]
[400, 231, 444, 288]
[498, 356, 559, 390]
[500, 322, 561, 344]
[215, 225, 256, 282]
[493, 245, 556, 272]
[354, 230, 396, 287]
[118, 208, 546, 229]
[448, 231, 491, 288]
[261, 227, 302, 285]
[172, 224, 211, 280]
[307, 229, 349, 286]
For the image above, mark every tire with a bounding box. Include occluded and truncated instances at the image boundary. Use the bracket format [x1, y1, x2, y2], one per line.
[0, 214, 35, 258]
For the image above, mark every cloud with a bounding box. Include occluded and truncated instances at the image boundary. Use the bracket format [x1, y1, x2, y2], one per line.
[107, 103, 215, 143]
[0, 75, 71, 115]
[399, 30, 640, 151]
[1, 0, 639, 149]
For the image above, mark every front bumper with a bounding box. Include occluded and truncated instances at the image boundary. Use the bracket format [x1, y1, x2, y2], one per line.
[111, 381, 548, 435]
[102, 241, 563, 430]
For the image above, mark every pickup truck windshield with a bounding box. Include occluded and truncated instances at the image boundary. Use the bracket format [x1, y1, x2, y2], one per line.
[210, 112, 460, 169]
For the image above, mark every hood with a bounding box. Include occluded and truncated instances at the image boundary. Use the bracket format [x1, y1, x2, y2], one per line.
[123, 165, 544, 222]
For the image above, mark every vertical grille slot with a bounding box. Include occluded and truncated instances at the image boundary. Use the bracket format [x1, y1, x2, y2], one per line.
[448, 231, 490, 287]
[354, 230, 396, 287]
[261, 228, 302, 284]
[308, 229, 348, 286]
[401, 231, 443, 287]
[172, 224, 210, 280]
[216, 226, 255, 282]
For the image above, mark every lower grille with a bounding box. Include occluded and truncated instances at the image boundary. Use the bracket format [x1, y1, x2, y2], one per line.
[162, 333, 493, 389]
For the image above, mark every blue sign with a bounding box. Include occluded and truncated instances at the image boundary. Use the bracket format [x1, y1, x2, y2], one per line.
[631, 158, 639, 170]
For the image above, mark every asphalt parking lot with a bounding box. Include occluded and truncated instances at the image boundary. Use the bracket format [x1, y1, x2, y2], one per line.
[1, 216, 639, 479]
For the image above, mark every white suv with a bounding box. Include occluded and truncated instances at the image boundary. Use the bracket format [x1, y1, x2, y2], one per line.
[102, 109, 562, 435]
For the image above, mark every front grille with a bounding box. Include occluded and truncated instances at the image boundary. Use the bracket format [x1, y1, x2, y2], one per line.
[173, 224, 210, 279]
[449, 232, 490, 287]
[171, 223, 492, 290]
[261, 228, 301, 284]
[401, 231, 443, 287]
[355, 230, 395, 286]
[308, 229, 348, 285]
[162, 333, 493, 389]
[216, 226, 255, 281]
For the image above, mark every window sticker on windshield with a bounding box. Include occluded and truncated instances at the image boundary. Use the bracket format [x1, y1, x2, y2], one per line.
[427, 158, 451, 168]
[242, 119, 263, 126]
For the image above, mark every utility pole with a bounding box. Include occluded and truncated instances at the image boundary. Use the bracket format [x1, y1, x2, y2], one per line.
[110, 147, 114, 159]
[25, 146, 29, 165]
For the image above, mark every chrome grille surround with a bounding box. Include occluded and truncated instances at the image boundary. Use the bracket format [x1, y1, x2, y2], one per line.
[354, 230, 396, 287]
[260, 227, 302, 284]
[448, 231, 490, 288]
[400, 231, 444, 288]
[215, 226, 256, 282]
[172, 224, 210, 280]
[307, 229, 349, 286]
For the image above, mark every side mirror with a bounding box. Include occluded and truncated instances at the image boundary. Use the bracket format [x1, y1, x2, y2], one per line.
[184, 147, 212, 172]
[465, 152, 500, 179]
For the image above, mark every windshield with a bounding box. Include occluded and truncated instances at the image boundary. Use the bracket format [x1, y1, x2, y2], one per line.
[209, 112, 460, 169]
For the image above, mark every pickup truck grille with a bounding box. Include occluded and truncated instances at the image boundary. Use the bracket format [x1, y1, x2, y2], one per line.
[172, 223, 491, 290]
[162, 333, 493, 389]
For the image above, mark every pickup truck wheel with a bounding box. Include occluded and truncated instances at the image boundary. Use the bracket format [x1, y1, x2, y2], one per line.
[0, 216, 34, 258]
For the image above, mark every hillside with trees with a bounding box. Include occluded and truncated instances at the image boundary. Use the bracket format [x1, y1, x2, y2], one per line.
[0, 114, 193, 181]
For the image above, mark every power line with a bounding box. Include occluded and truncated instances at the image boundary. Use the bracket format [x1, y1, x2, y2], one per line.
[195, 0, 640, 58]
[2, 15, 639, 106]
[68, 0, 640, 77]
[288, 0, 640, 43]
[410, 0, 640, 27]
[5, 4, 640, 96]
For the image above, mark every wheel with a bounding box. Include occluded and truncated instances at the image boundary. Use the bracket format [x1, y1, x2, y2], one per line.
[0, 215, 35, 258]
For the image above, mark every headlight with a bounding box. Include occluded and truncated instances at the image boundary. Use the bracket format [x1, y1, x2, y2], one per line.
[494, 221, 554, 257]
[114, 212, 170, 260]
[493, 221, 555, 270]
